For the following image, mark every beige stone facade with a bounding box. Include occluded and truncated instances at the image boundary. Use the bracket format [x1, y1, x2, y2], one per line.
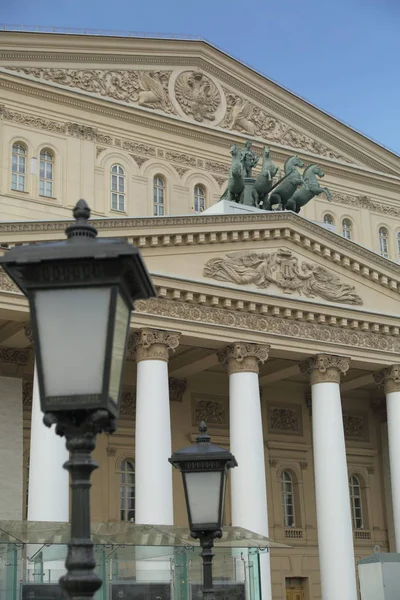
[1, 31, 400, 599]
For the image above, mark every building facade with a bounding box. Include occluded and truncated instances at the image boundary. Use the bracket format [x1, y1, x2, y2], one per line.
[1, 30, 400, 600]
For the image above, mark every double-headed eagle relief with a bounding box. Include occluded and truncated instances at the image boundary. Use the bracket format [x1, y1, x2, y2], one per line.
[204, 249, 363, 305]
[175, 71, 221, 122]
[222, 140, 332, 214]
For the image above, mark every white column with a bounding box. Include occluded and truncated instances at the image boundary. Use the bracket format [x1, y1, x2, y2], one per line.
[219, 342, 271, 600]
[28, 366, 69, 582]
[133, 329, 180, 525]
[300, 354, 357, 600]
[374, 366, 400, 552]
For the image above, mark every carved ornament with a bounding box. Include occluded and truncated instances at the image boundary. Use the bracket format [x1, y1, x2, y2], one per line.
[24, 324, 33, 344]
[221, 90, 351, 162]
[0, 347, 29, 366]
[268, 405, 302, 435]
[174, 70, 221, 122]
[23, 379, 33, 408]
[204, 249, 363, 305]
[299, 354, 350, 384]
[374, 365, 400, 394]
[0, 269, 20, 293]
[130, 154, 150, 168]
[120, 388, 136, 418]
[129, 328, 180, 362]
[218, 342, 269, 375]
[192, 393, 228, 427]
[169, 377, 187, 402]
[343, 412, 369, 440]
[0, 104, 65, 133]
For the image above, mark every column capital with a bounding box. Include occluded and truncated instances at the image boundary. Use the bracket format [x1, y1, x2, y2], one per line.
[129, 328, 180, 362]
[299, 354, 350, 385]
[374, 365, 400, 394]
[218, 342, 270, 375]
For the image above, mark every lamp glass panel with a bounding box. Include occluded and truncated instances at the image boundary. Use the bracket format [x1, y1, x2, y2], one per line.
[108, 293, 130, 403]
[35, 287, 111, 396]
[184, 471, 222, 527]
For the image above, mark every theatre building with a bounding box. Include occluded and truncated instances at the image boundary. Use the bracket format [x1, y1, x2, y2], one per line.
[1, 29, 400, 600]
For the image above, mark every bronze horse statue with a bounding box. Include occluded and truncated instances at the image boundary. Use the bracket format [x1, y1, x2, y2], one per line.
[284, 164, 332, 213]
[266, 156, 304, 210]
[252, 147, 279, 209]
[220, 144, 245, 203]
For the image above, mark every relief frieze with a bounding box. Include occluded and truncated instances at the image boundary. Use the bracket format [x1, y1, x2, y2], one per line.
[203, 249, 363, 305]
[268, 404, 302, 435]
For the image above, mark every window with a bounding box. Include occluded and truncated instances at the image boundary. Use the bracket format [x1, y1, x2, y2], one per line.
[323, 214, 334, 226]
[349, 475, 363, 529]
[194, 185, 206, 213]
[119, 459, 135, 522]
[379, 227, 389, 258]
[39, 149, 54, 197]
[11, 143, 27, 191]
[281, 470, 295, 527]
[153, 175, 165, 216]
[342, 219, 352, 240]
[111, 165, 126, 212]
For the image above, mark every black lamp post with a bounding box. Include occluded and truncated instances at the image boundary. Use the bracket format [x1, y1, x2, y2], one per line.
[169, 422, 237, 600]
[0, 200, 155, 599]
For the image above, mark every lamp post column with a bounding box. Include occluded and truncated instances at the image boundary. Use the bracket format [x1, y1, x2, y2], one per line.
[374, 365, 400, 552]
[133, 329, 180, 526]
[219, 342, 271, 600]
[300, 354, 357, 600]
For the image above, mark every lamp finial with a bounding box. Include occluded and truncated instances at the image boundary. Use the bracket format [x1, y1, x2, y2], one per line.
[196, 421, 211, 443]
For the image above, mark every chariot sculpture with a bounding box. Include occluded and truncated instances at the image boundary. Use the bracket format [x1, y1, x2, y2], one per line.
[221, 140, 331, 214]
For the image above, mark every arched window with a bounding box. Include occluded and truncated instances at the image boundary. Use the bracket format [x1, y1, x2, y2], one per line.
[11, 143, 27, 192]
[119, 459, 135, 522]
[349, 475, 363, 529]
[153, 175, 165, 216]
[379, 227, 389, 258]
[281, 470, 295, 527]
[111, 165, 126, 212]
[194, 185, 206, 213]
[39, 149, 54, 197]
[342, 219, 352, 240]
[323, 214, 334, 226]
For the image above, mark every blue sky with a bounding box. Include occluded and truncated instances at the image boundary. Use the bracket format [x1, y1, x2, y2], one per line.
[2, 0, 399, 154]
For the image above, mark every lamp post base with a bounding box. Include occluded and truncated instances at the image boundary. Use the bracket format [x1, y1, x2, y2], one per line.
[191, 530, 222, 600]
[44, 409, 116, 599]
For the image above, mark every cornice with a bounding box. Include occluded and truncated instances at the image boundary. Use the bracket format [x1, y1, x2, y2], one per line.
[0, 62, 397, 176]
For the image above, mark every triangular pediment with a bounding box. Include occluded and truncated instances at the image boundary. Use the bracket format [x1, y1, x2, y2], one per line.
[0, 35, 399, 174]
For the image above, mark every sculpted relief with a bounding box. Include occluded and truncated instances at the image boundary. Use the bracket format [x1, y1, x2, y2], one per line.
[203, 249, 363, 305]
[4, 66, 348, 161]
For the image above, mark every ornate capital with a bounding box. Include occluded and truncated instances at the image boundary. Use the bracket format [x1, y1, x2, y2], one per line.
[24, 323, 33, 344]
[374, 365, 400, 394]
[130, 328, 180, 362]
[299, 354, 350, 385]
[218, 342, 269, 375]
[0, 347, 29, 366]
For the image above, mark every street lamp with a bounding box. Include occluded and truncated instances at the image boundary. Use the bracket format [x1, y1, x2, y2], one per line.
[169, 422, 237, 600]
[0, 199, 155, 599]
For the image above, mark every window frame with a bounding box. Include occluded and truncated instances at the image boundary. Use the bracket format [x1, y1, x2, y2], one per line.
[379, 226, 389, 258]
[323, 213, 335, 226]
[11, 142, 27, 192]
[111, 164, 126, 212]
[281, 470, 296, 528]
[119, 458, 135, 522]
[39, 148, 55, 198]
[349, 474, 364, 530]
[194, 184, 206, 213]
[342, 218, 352, 240]
[153, 175, 165, 216]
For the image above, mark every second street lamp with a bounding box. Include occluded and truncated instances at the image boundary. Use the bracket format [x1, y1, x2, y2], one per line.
[169, 422, 237, 600]
[0, 199, 155, 599]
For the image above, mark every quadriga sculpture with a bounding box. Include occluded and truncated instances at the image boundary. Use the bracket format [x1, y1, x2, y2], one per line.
[226, 144, 245, 203]
[252, 147, 279, 209]
[266, 156, 304, 210]
[284, 164, 332, 213]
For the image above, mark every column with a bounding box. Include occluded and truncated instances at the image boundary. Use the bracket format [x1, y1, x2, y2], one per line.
[0, 376, 23, 520]
[219, 342, 271, 600]
[300, 354, 357, 600]
[374, 365, 400, 551]
[133, 328, 180, 526]
[28, 366, 69, 581]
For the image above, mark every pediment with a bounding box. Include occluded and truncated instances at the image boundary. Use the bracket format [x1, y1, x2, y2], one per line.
[1, 39, 398, 175]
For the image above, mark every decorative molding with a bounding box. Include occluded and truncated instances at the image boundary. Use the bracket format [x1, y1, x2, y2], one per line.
[165, 149, 197, 167]
[22, 379, 33, 408]
[218, 342, 269, 375]
[129, 328, 180, 362]
[0, 269, 20, 293]
[24, 324, 33, 344]
[134, 297, 400, 355]
[122, 140, 156, 156]
[300, 461, 308, 470]
[0, 103, 65, 133]
[367, 465, 375, 475]
[174, 71, 221, 123]
[269, 459, 278, 468]
[0, 347, 29, 366]
[130, 154, 150, 168]
[96, 146, 106, 157]
[106, 446, 117, 457]
[204, 249, 363, 305]
[343, 411, 369, 441]
[268, 404, 303, 436]
[221, 88, 351, 163]
[169, 377, 187, 402]
[299, 354, 350, 384]
[192, 393, 228, 427]
[120, 388, 135, 419]
[374, 365, 400, 394]
[212, 174, 228, 187]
